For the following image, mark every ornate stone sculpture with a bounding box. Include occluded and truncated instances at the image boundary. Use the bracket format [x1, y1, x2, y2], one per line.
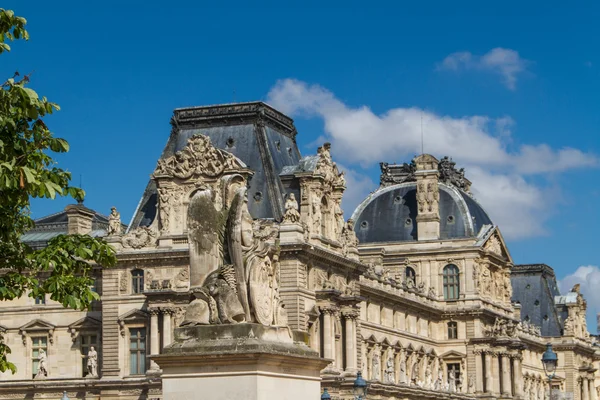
[438, 156, 471, 193]
[107, 207, 122, 236]
[175, 268, 189, 289]
[484, 234, 503, 256]
[372, 351, 381, 381]
[87, 346, 98, 377]
[35, 349, 48, 379]
[182, 186, 286, 327]
[467, 373, 476, 394]
[411, 357, 420, 386]
[384, 353, 395, 384]
[435, 367, 443, 390]
[399, 351, 407, 384]
[333, 199, 344, 238]
[311, 197, 322, 235]
[121, 226, 157, 249]
[154, 134, 244, 181]
[424, 359, 433, 389]
[282, 193, 300, 223]
[448, 369, 456, 392]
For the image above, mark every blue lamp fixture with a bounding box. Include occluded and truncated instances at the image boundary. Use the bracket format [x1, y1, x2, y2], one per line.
[321, 388, 331, 400]
[541, 343, 558, 379]
[353, 371, 368, 400]
[61, 392, 70, 400]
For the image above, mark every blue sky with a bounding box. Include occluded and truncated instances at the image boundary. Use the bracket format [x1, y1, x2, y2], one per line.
[4, 1, 600, 327]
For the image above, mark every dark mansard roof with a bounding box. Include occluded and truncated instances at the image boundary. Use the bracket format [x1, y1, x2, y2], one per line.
[129, 102, 302, 230]
[351, 158, 493, 243]
[21, 205, 114, 250]
[510, 264, 565, 337]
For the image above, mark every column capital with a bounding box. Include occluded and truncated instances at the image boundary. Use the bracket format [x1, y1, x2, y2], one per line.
[149, 308, 160, 316]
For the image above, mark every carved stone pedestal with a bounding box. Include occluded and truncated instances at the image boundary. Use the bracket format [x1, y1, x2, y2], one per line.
[279, 223, 305, 243]
[154, 324, 329, 400]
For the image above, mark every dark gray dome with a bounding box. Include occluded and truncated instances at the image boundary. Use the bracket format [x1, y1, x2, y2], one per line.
[351, 182, 492, 243]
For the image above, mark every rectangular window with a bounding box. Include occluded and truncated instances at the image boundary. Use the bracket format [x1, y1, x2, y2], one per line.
[129, 328, 146, 375]
[35, 296, 45, 305]
[81, 334, 98, 377]
[448, 322, 458, 339]
[132, 270, 144, 294]
[32, 336, 48, 378]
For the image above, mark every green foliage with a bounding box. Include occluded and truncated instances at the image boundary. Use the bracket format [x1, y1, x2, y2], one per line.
[0, 9, 117, 373]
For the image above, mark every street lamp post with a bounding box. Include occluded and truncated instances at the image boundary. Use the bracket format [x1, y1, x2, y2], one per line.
[541, 343, 558, 400]
[353, 371, 369, 400]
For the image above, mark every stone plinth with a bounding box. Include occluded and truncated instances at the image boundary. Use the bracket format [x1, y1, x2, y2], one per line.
[153, 324, 330, 400]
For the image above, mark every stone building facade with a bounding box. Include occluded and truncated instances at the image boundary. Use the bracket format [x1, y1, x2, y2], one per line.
[0, 102, 598, 400]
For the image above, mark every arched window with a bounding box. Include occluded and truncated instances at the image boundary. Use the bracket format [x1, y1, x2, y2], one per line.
[405, 267, 416, 286]
[447, 321, 458, 339]
[443, 264, 460, 300]
[131, 270, 144, 294]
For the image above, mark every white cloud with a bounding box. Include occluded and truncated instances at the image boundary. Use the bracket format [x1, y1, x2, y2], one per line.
[558, 266, 600, 334]
[438, 48, 530, 90]
[267, 79, 597, 239]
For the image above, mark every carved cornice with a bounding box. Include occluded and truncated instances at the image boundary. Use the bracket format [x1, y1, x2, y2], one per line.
[172, 102, 297, 138]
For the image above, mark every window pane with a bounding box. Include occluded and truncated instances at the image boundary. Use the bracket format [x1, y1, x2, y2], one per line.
[139, 353, 146, 373]
[130, 353, 138, 374]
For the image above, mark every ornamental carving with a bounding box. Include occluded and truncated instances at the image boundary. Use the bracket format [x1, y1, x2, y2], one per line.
[121, 226, 157, 249]
[438, 156, 471, 193]
[483, 317, 518, 337]
[379, 161, 416, 187]
[484, 234, 503, 257]
[153, 134, 244, 180]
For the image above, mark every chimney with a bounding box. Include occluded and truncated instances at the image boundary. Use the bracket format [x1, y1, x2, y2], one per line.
[414, 154, 440, 241]
[65, 204, 95, 235]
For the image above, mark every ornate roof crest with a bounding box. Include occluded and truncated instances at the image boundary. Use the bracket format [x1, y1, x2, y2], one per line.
[153, 134, 245, 181]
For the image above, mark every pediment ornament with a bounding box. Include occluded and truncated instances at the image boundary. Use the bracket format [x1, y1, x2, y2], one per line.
[484, 233, 503, 257]
[19, 319, 55, 346]
[153, 134, 245, 181]
[68, 317, 101, 342]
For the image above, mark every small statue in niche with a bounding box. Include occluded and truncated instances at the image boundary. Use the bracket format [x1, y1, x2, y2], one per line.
[399, 352, 407, 384]
[86, 346, 98, 377]
[107, 207, 122, 236]
[282, 193, 300, 224]
[35, 349, 48, 379]
[372, 351, 381, 381]
[384, 353, 395, 383]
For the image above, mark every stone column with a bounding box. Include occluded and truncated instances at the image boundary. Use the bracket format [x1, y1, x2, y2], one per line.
[162, 308, 173, 348]
[484, 352, 494, 394]
[583, 378, 590, 400]
[149, 309, 160, 370]
[589, 378, 597, 400]
[501, 354, 511, 396]
[475, 351, 484, 393]
[344, 313, 357, 372]
[322, 309, 334, 361]
[512, 356, 523, 397]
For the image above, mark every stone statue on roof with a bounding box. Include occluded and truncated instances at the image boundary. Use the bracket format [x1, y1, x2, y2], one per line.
[107, 207, 122, 236]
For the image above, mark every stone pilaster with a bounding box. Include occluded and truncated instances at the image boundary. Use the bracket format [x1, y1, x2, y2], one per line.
[485, 351, 494, 394]
[512, 355, 523, 397]
[501, 353, 511, 396]
[414, 154, 440, 241]
[149, 308, 160, 371]
[475, 350, 484, 393]
[162, 308, 173, 348]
